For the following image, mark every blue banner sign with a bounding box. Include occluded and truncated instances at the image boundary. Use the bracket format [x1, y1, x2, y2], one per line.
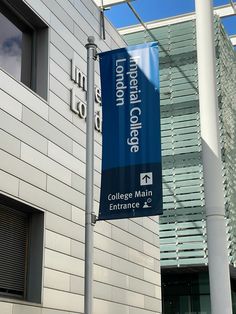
[98, 42, 162, 220]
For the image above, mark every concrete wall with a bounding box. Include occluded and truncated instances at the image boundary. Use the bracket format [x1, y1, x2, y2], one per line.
[0, 0, 161, 313]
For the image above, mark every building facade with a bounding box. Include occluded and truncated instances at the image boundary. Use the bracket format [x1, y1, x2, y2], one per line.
[0, 1, 162, 314]
[121, 13, 236, 314]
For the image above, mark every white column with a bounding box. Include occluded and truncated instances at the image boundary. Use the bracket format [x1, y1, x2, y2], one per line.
[195, 1, 232, 313]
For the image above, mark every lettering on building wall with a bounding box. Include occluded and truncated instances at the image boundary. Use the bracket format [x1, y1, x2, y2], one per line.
[70, 57, 102, 133]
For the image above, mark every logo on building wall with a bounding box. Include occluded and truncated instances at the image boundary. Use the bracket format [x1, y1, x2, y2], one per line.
[70, 55, 102, 133]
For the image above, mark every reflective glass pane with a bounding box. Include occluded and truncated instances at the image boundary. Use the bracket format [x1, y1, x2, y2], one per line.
[0, 11, 22, 80]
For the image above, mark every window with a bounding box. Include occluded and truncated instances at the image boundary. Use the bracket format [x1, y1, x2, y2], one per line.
[0, 194, 44, 303]
[0, 0, 48, 100]
[162, 270, 211, 314]
[0, 11, 23, 81]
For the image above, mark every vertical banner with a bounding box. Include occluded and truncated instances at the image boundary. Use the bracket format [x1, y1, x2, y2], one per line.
[98, 42, 162, 220]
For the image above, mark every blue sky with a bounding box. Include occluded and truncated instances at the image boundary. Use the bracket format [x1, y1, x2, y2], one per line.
[105, 0, 236, 35]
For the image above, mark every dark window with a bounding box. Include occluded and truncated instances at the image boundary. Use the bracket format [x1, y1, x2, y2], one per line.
[162, 269, 211, 314]
[0, 205, 28, 298]
[0, 194, 44, 303]
[0, 0, 48, 100]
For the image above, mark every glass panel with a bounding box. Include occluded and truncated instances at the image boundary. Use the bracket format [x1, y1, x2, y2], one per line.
[0, 11, 22, 80]
[162, 272, 211, 314]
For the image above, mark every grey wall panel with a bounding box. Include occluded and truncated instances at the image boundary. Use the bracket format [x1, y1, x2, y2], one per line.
[50, 59, 73, 91]
[0, 302, 13, 314]
[0, 110, 48, 155]
[70, 113, 86, 140]
[71, 239, 85, 260]
[94, 264, 128, 289]
[23, 0, 51, 24]
[42, 309, 69, 314]
[0, 129, 21, 157]
[44, 268, 70, 292]
[94, 141, 102, 158]
[50, 29, 74, 61]
[94, 281, 146, 308]
[93, 281, 112, 301]
[144, 295, 162, 312]
[47, 176, 85, 209]
[0, 169, 19, 197]
[50, 14, 86, 61]
[19, 181, 72, 219]
[94, 248, 112, 268]
[128, 247, 155, 270]
[12, 304, 42, 314]
[71, 206, 85, 226]
[129, 277, 156, 298]
[71, 173, 85, 194]
[49, 44, 71, 74]
[77, 0, 101, 25]
[48, 108, 87, 150]
[0, 71, 48, 120]
[94, 232, 129, 260]
[0, 149, 46, 190]
[79, 0, 126, 48]
[23, 107, 73, 154]
[72, 142, 86, 164]
[143, 241, 161, 260]
[110, 218, 129, 232]
[111, 225, 145, 252]
[129, 306, 158, 314]
[44, 249, 84, 277]
[111, 285, 145, 308]
[144, 268, 161, 285]
[71, 1, 113, 54]
[21, 143, 72, 185]
[49, 75, 70, 104]
[48, 142, 85, 178]
[43, 287, 84, 312]
[49, 92, 73, 123]
[94, 185, 101, 203]
[73, 23, 93, 48]
[94, 298, 129, 314]
[111, 255, 145, 280]
[70, 274, 84, 295]
[143, 217, 159, 234]
[95, 220, 112, 238]
[0, 89, 22, 120]
[46, 212, 84, 242]
[45, 230, 71, 255]
[94, 171, 101, 188]
[128, 220, 157, 245]
[41, 0, 74, 32]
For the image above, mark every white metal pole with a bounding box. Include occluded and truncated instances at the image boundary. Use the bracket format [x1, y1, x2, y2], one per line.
[84, 36, 97, 314]
[195, 1, 232, 313]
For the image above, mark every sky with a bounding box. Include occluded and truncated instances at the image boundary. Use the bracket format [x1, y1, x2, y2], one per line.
[105, 0, 236, 36]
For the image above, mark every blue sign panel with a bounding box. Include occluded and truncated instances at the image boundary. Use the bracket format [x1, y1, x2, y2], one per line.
[98, 42, 162, 220]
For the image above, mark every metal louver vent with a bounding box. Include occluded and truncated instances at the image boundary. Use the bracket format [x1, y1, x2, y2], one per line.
[0, 205, 28, 297]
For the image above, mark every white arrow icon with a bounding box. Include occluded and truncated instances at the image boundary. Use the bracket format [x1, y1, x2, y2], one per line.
[140, 172, 153, 186]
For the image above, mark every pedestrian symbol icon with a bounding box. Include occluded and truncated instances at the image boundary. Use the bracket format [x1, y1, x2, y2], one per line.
[140, 172, 153, 186]
[142, 198, 152, 208]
